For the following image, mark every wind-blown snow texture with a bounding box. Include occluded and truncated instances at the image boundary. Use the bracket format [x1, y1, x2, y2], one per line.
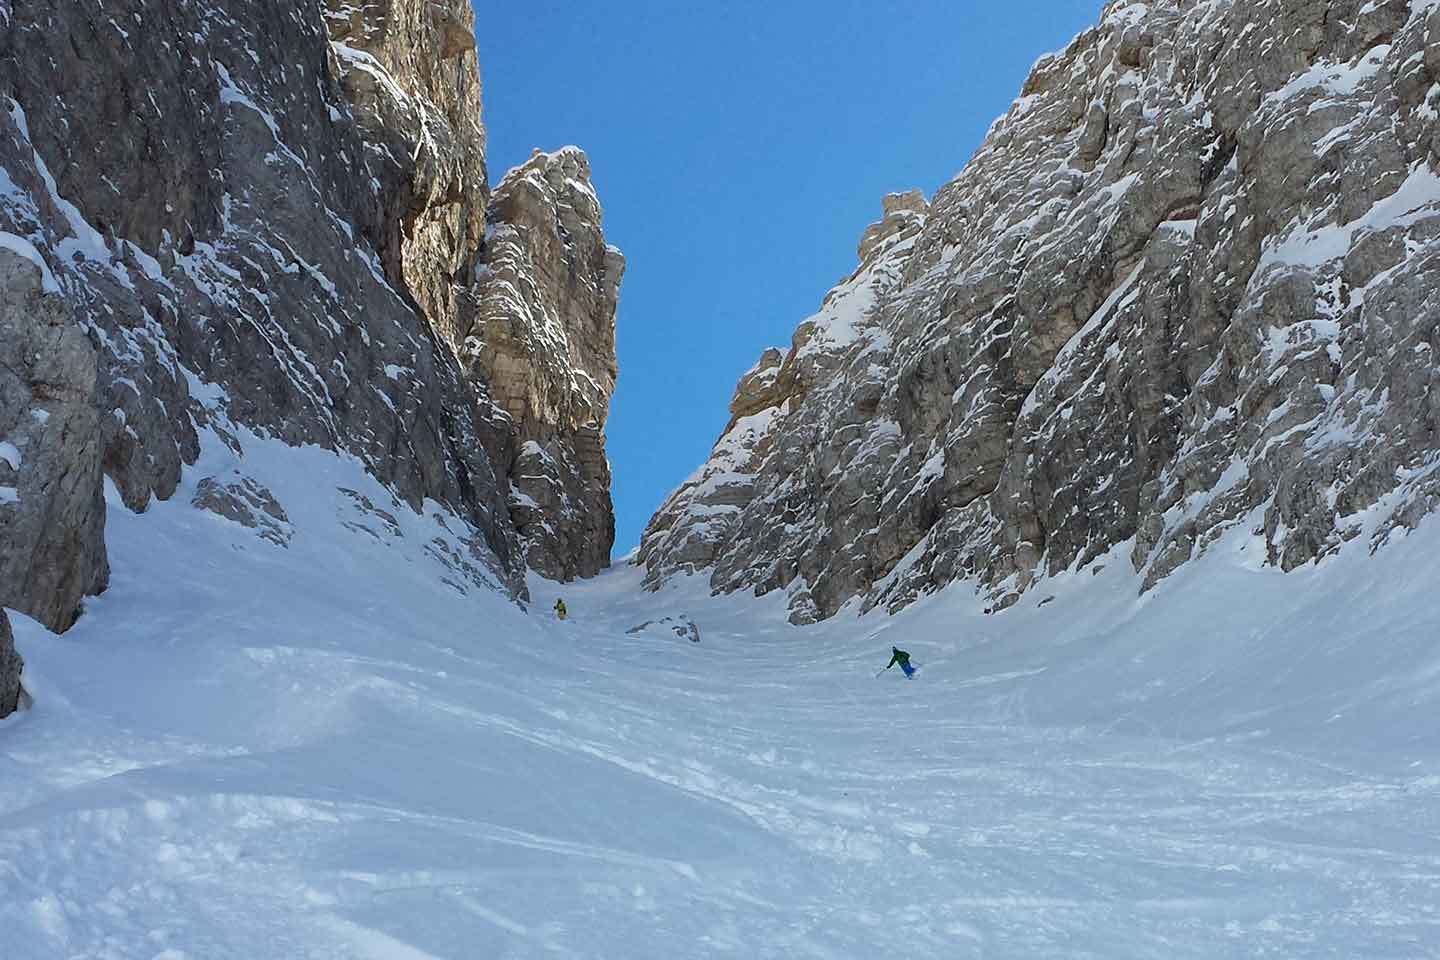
[4, 423, 1440, 957]
[641, 0, 1440, 624]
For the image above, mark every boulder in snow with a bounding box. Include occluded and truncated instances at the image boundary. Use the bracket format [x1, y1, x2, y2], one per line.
[627, 615, 701, 644]
[193, 476, 292, 547]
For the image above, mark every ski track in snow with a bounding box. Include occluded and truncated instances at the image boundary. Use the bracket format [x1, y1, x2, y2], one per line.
[3, 433, 1440, 958]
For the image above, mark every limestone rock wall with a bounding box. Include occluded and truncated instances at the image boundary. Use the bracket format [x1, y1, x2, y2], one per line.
[469, 148, 625, 580]
[0, 249, 106, 631]
[0, 609, 23, 718]
[323, 0, 489, 348]
[641, 0, 1440, 623]
[0, 0, 622, 633]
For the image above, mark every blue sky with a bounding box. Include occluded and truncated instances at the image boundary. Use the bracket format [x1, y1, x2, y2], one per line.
[475, 1, 1104, 555]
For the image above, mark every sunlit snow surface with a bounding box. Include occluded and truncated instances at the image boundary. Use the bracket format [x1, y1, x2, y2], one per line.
[4, 433, 1440, 958]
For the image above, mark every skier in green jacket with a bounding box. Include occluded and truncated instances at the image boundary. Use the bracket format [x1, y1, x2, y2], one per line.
[884, 646, 917, 678]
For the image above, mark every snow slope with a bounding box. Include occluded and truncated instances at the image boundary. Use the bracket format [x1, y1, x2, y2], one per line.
[3, 432, 1440, 957]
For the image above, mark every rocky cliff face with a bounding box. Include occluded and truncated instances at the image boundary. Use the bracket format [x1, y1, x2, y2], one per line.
[640, 0, 1440, 623]
[324, 0, 488, 349]
[469, 148, 625, 580]
[0, 247, 106, 631]
[0, 0, 622, 652]
[0, 609, 22, 718]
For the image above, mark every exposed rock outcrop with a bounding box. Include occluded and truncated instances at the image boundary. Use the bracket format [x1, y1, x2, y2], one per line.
[193, 475, 293, 547]
[0, 0, 621, 632]
[627, 615, 701, 644]
[0, 247, 106, 631]
[641, 0, 1440, 623]
[0, 608, 23, 718]
[470, 148, 625, 580]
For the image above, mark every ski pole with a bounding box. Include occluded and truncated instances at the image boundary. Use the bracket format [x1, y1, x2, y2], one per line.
[874, 667, 886, 678]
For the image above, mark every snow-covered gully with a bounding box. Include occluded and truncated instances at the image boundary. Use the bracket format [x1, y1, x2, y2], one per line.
[3, 434, 1439, 958]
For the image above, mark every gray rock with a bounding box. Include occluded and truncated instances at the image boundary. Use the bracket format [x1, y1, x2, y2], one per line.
[641, 0, 1440, 622]
[0, 608, 23, 719]
[627, 615, 701, 644]
[323, 0, 490, 351]
[469, 148, 625, 581]
[193, 476, 293, 547]
[0, 248, 106, 632]
[727, 348, 788, 425]
[338, 487, 405, 541]
[0, 0, 622, 629]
